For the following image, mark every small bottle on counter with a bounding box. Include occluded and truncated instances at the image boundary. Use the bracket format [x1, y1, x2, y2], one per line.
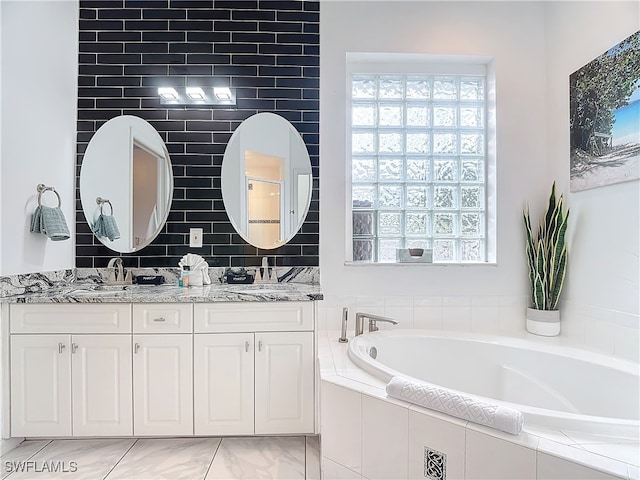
[179, 266, 190, 287]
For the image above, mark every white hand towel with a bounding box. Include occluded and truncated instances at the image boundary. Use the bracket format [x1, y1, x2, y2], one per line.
[178, 253, 211, 285]
[386, 376, 524, 435]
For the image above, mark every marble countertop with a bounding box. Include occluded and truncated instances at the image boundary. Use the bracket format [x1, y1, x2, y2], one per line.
[0, 282, 323, 303]
[0, 267, 323, 303]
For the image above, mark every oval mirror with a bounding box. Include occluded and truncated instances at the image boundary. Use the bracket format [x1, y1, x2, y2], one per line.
[80, 115, 173, 253]
[221, 112, 312, 249]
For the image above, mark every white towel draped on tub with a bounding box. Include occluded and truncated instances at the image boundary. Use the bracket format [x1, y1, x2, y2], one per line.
[386, 376, 524, 435]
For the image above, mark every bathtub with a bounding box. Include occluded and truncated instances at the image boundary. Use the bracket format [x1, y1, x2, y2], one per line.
[347, 329, 639, 440]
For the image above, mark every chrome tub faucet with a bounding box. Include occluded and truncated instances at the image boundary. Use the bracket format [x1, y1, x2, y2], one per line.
[354, 312, 399, 336]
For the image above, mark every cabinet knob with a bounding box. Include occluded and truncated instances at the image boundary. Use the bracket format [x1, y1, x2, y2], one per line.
[153, 317, 166, 322]
[58, 343, 65, 354]
[134, 343, 140, 354]
[245, 341, 250, 352]
[71, 343, 78, 354]
[258, 340, 263, 352]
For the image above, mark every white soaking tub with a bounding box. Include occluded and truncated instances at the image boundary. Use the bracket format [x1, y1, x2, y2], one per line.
[347, 329, 639, 440]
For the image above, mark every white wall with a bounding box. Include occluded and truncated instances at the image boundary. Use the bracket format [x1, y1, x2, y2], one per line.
[319, 0, 639, 359]
[0, 0, 78, 275]
[544, 1, 639, 356]
[320, 2, 550, 309]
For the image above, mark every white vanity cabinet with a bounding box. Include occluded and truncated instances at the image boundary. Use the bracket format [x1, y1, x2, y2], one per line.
[6, 299, 317, 438]
[9, 304, 132, 437]
[132, 304, 193, 436]
[193, 302, 315, 435]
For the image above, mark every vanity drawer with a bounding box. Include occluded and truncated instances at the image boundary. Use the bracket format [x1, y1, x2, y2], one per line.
[10, 304, 132, 334]
[133, 303, 193, 333]
[194, 302, 313, 333]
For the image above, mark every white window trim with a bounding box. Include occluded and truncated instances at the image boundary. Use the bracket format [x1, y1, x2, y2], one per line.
[344, 53, 497, 265]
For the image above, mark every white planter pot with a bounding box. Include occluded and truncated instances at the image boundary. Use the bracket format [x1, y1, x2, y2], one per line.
[526, 308, 560, 336]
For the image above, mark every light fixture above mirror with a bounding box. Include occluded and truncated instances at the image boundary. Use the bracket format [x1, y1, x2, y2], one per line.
[158, 86, 236, 106]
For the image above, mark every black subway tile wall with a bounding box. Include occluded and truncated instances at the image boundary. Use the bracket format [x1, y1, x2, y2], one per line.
[76, 0, 319, 269]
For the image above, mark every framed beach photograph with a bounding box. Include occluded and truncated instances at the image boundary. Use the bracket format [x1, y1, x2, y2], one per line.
[569, 30, 640, 192]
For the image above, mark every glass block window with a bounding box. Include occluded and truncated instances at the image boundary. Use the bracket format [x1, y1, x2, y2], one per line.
[351, 73, 488, 263]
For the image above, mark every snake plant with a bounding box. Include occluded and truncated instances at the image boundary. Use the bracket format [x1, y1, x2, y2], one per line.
[523, 183, 569, 311]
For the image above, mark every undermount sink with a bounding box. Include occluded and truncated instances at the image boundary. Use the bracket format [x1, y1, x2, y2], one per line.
[69, 284, 146, 296]
[70, 287, 129, 296]
[227, 284, 290, 295]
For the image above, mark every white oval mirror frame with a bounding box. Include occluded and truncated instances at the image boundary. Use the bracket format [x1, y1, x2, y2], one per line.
[80, 115, 174, 253]
[221, 112, 313, 250]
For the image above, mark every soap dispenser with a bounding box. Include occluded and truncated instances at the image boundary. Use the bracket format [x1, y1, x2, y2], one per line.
[179, 265, 190, 287]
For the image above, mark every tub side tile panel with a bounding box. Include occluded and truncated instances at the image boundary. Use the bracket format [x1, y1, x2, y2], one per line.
[361, 394, 408, 480]
[465, 429, 536, 479]
[408, 409, 466, 480]
[537, 451, 626, 480]
[320, 380, 362, 474]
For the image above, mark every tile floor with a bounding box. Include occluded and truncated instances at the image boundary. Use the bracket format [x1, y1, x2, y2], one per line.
[1, 436, 320, 480]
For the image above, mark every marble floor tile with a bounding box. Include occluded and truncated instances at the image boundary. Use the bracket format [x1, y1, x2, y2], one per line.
[7, 439, 135, 480]
[305, 436, 321, 480]
[105, 437, 221, 480]
[1, 440, 51, 480]
[206, 436, 306, 480]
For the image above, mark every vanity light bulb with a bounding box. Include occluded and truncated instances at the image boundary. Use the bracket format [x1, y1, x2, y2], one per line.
[158, 87, 179, 100]
[214, 87, 232, 100]
[186, 87, 205, 100]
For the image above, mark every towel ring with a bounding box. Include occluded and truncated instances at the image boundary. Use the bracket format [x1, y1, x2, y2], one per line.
[37, 184, 61, 208]
[96, 197, 114, 215]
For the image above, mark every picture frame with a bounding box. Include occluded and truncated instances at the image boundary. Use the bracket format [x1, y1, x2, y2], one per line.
[569, 30, 640, 192]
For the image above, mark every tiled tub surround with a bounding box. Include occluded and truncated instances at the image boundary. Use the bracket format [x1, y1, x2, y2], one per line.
[318, 294, 640, 364]
[75, 0, 320, 269]
[318, 331, 640, 480]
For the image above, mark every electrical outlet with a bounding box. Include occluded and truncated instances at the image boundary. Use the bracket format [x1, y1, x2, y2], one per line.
[189, 228, 203, 248]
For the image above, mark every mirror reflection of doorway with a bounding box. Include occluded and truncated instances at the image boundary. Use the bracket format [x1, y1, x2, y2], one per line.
[245, 150, 284, 248]
[132, 142, 163, 248]
[247, 179, 282, 248]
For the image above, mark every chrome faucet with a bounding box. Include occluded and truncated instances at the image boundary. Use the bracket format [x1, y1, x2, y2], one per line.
[106, 257, 131, 285]
[354, 312, 399, 336]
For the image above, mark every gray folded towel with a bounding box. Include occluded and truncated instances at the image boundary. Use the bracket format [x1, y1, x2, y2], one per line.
[92, 214, 121, 241]
[30, 205, 70, 241]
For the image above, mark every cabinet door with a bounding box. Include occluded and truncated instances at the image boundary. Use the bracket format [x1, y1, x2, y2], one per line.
[255, 331, 314, 434]
[133, 334, 193, 435]
[10, 335, 72, 437]
[194, 333, 254, 435]
[71, 335, 132, 436]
